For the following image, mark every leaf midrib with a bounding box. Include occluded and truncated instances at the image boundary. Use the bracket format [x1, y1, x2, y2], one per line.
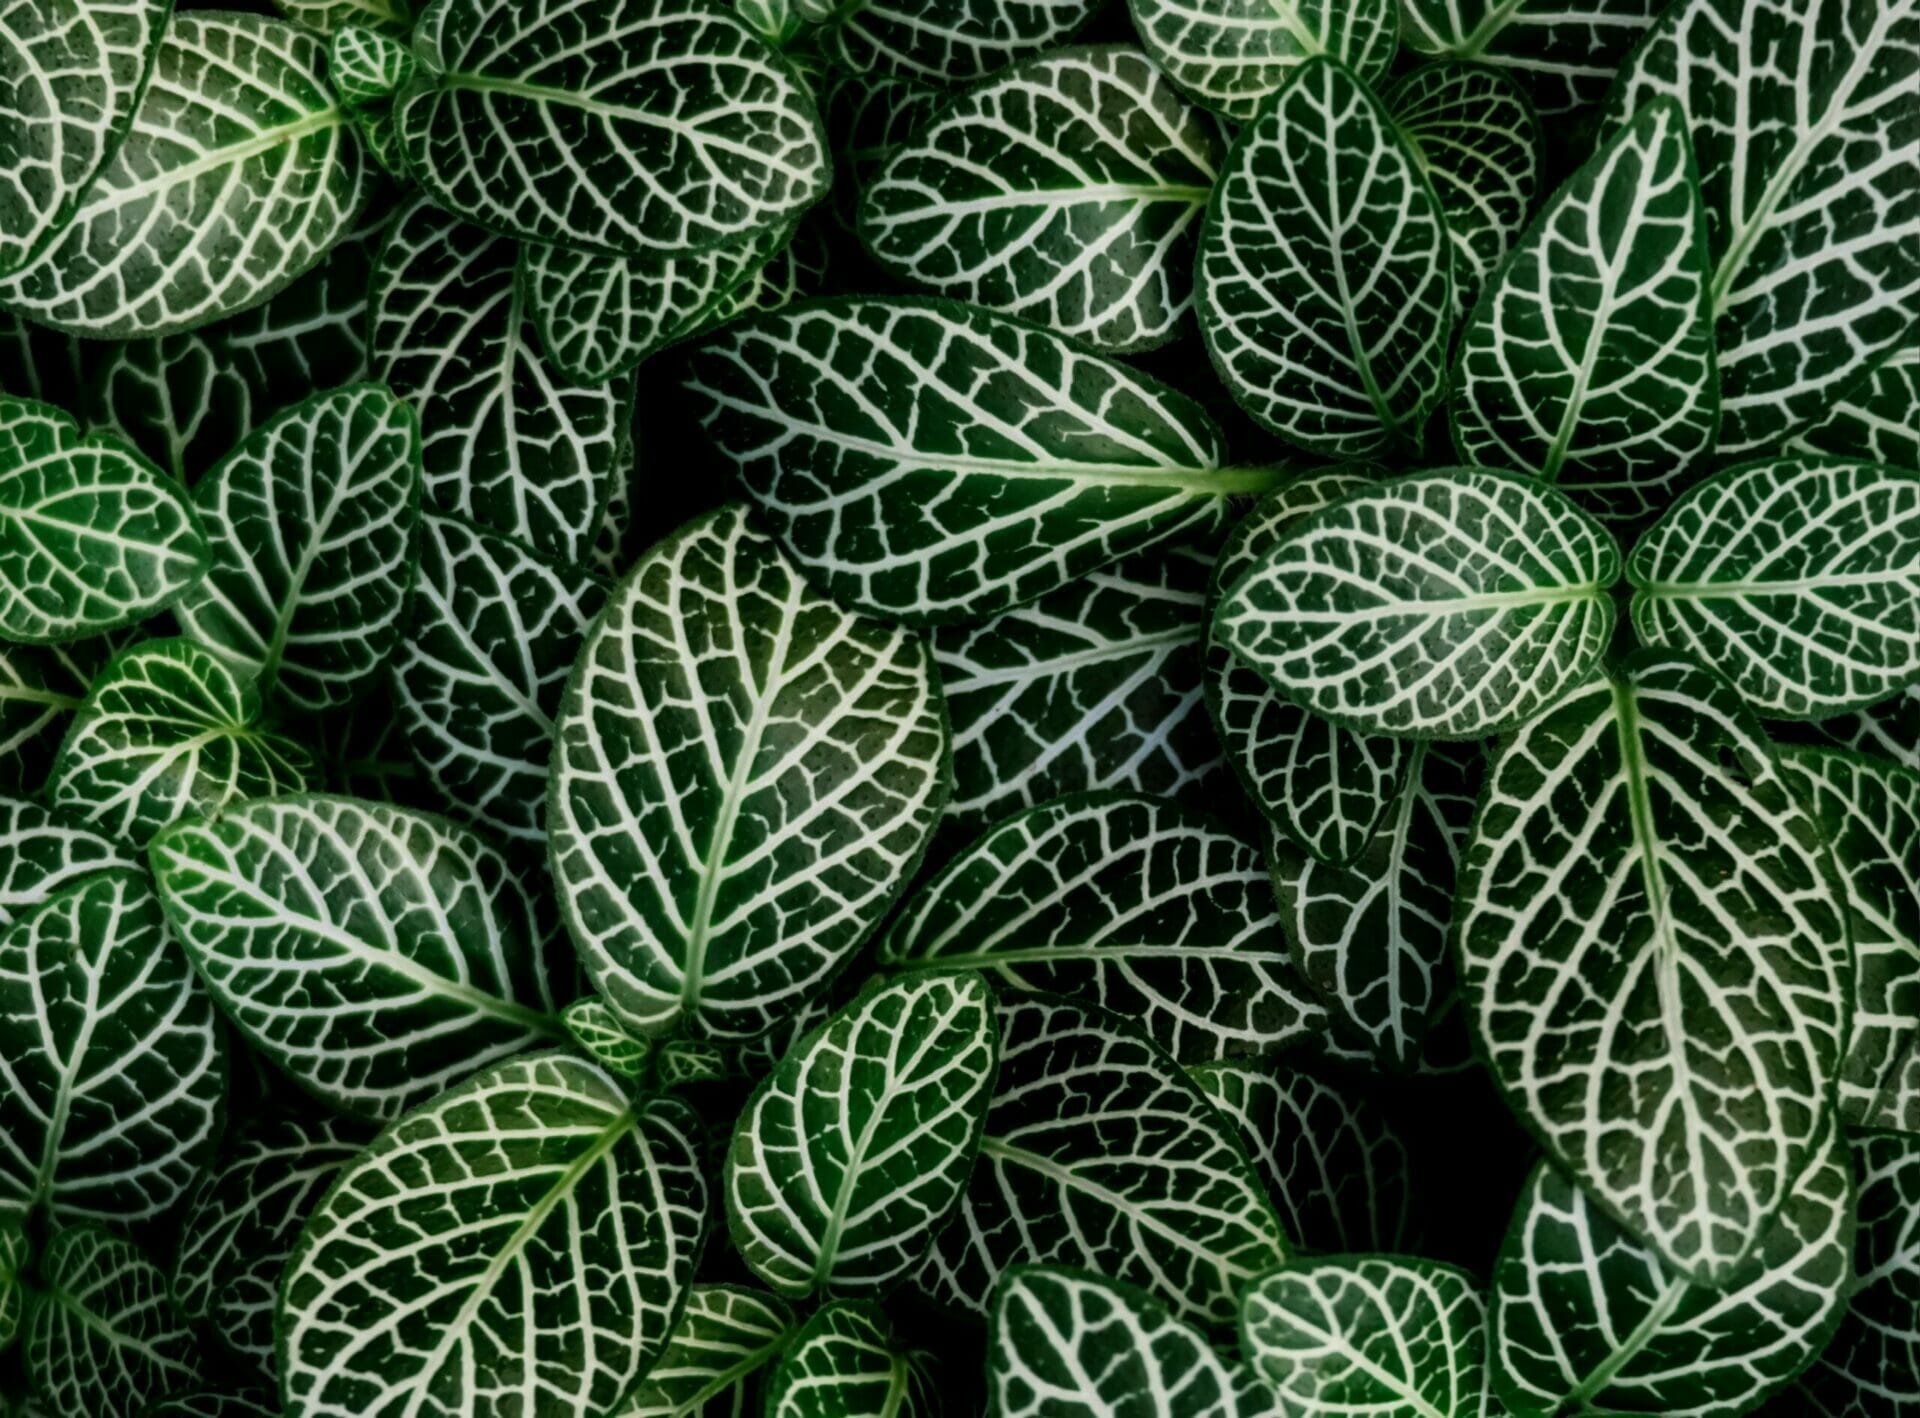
[942, 627, 1196, 690]
[76, 107, 348, 212]
[1638, 570, 1910, 599]
[1561, 1272, 1688, 1405]
[892, 943, 1291, 969]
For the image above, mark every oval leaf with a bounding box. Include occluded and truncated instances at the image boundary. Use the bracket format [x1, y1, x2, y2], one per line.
[24, 1227, 197, 1418]
[0, 794, 137, 929]
[560, 996, 655, 1080]
[1127, 0, 1397, 121]
[328, 25, 414, 106]
[612, 1284, 796, 1418]
[764, 1298, 940, 1418]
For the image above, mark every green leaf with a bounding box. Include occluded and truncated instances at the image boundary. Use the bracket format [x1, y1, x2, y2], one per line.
[1457, 649, 1850, 1284]
[1269, 740, 1479, 1070]
[684, 296, 1272, 626]
[860, 46, 1225, 352]
[1215, 468, 1620, 740]
[1191, 1059, 1415, 1253]
[764, 1299, 940, 1418]
[1492, 1127, 1853, 1418]
[879, 793, 1326, 1060]
[172, 384, 421, 714]
[149, 794, 562, 1122]
[372, 198, 630, 562]
[1126, 0, 1397, 122]
[1817, 683, 1920, 773]
[1195, 57, 1452, 458]
[1630, 458, 1920, 720]
[398, 0, 828, 257]
[934, 549, 1222, 831]
[728, 974, 995, 1297]
[560, 996, 655, 1080]
[1790, 344, 1920, 471]
[990, 1265, 1281, 1418]
[549, 502, 946, 1040]
[918, 993, 1288, 1327]
[328, 25, 414, 107]
[90, 333, 254, 483]
[1241, 1257, 1491, 1418]
[274, 0, 413, 34]
[143, 1389, 278, 1418]
[0, 1213, 21, 1350]
[281, 1053, 707, 1418]
[169, 1115, 368, 1373]
[0, 794, 136, 929]
[1606, 0, 1920, 456]
[0, 395, 209, 643]
[611, 1284, 796, 1418]
[23, 1227, 197, 1418]
[302, 674, 438, 809]
[1780, 747, 1920, 1132]
[656, 1038, 730, 1087]
[1401, 0, 1666, 112]
[47, 638, 312, 849]
[1206, 471, 1409, 867]
[1451, 99, 1717, 522]
[394, 513, 608, 842]
[0, 870, 224, 1226]
[820, 70, 945, 233]
[0, 0, 168, 275]
[0, 642, 95, 794]
[797, 0, 1099, 82]
[736, 0, 807, 47]
[0, 12, 368, 338]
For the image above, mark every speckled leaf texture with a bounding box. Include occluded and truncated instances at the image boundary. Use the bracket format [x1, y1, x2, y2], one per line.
[1400, 0, 1666, 112]
[1127, 0, 1397, 121]
[23, 1226, 198, 1418]
[611, 1284, 796, 1418]
[797, 0, 1101, 82]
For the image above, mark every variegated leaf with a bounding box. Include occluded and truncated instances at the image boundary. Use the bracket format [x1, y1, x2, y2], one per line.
[798, 0, 1099, 82]
[23, 1227, 197, 1418]
[612, 1285, 797, 1418]
[0, 1214, 21, 1350]
[1400, 0, 1666, 112]
[560, 996, 655, 1080]
[764, 1299, 941, 1418]
[1127, 0, 1397, 122]
[0, 790, 136, 931]
[0, 641, 97, 793]
[820, 69, 945, 232]
[1791, 345, 1920, 471]
[1818, 684, 1920, 773]
[91, 332, 253, 482]
[273, 0, 411, 32]
[327, 24, 413, 107]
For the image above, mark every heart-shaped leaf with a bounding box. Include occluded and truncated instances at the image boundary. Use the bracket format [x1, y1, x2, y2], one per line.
[918, 993, 1287, 1326]
[398, 0, 828, 257]
[282, 1053, 706, 1418]
[0, 642, 96, 794]
[0, 868, 224, 1225]
[1452, 98, 1718, 521]
[878, 793, 1326, 1061]
[612, 1285, 796, 1418]
[1195, 57, 1452, 457]
[1127, 0, 1397, 121]
[1629, 457, 1920, 719]
[24, 1227, 198, 1418]
[149, 794, 563, 1121]
[549, 501, 946, 1040]
[0, 795, 136, 928]
[1457, 649, 1850, 1284]
[0, 12, 368, 337]
[798, 0, 1099, 82]
[0, 396, 209, 643]
[1401, 0, 1666, 112]
[1216, 468, 1621, 739]
[727, 973, 997, 1297]
[860, 46, 1225, 352]
[685, 297, 1272, 625]
[1791, 345, 1920, 471]
[764, 1298, 940, 1418]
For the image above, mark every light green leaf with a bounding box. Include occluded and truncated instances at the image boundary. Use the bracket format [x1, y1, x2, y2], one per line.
[1492, 1127, 1852, 1418]
[684, 296, 1273, 626]
[735, 0, 806, 46]
[0, 12, 368, 337]
[149, 794, 562, 1122]
[764, 1299, 940, 1418]
[1606, 0, 1920, 456]
[560, 996, 655, 1080]
[23, 1227, 197, 1418]
[1457, 650, 1850, 1284]
[1241, 1257, 1491, 1418]
[91, 333, 254, 482]
[328, 24, 413, 106]
[656, 1038, 730, 1087]
[918, 993, 1288, 1327]
[172, 383, 421, 714]
[372, 198, 630, 562]
[169, 1115, 368, 1373]
[47, 637, 312, 848]
[281, 1054, 706, 1418]
[398, 0, 828, 257]
[1127, 0, 1397, 122]
[612, 1284, 797, 1418]
[549, 502, 947, 1041]
[935, 550, 1222, 831]
[1196, 58, 1453, 457]
[1216, 468, 1620, 740]
[0, 395, 209, 643]
[0, 641, 96, 794]
[1452, 98, 1717, 521]
[0, 1214, 21, 1349]
[394, 513, 607, 842]
[1628, 457, 1920, 719]
[1401, 0, 1666, 112]
[797, 0, 1099, 82]
[1790, 345, 1920, 471]
[880, 793, 1326, 1060]
[860, 46, 1225, 352]
[0, 793, 136, 929]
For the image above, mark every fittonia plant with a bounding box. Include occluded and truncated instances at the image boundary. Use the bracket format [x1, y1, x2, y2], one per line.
[0, 0, 1914, 1414]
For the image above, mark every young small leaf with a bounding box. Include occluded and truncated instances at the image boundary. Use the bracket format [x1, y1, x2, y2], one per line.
[23, 1227, 198, 1418]
[611, 1284, 796, 1418]
[1127, 0, 1397, 121]
[1400, 0, 1666, 112]
[327, 24, 414, 107]
[764, 1299, 940, 1418]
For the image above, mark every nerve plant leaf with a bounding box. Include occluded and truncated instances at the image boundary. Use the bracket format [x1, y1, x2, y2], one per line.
[877, 793, 1327, 1062]
[398, 0, 828, 257]
[91, 332, 254, 483]
[1400, 0, 1667, 112]
[1451, 97, 1719, 520]
[764, 1299, 940, 1418]
[0, 396, 209, 643]
[1791, 345, 1920, 471]
[1607, 0, 1920, 457]
[0, 642, 97, 794]
[281, 1054, 706, 1418]
[1126, 0, 1397, 122]
[612, 1285, 796, 1418]
[327, 24, 414, 107]
[560, 996, 654, 1080]
[798, 0, 1100, 82]
[549, 502, 946, 1040]
[727, 973, 996, 1297]
[1215, 468, 1621, 740]
[860, 46, 1225, 352]
[0, 869, 224, 1225]
[1457, 650, 1850, 1284]
[0, 12, 368, 337]
[918, 993, 1288, 1327]
[1817, 684, 1920, 774]
[685, 297, 1272, 625]
[0, 1215, 21, 1349]
[149, 794, 562, 1122]
[1629, 457, 1920, 719]
[1195, 57, 1452, 458]
[23, 1227, 198, 1418]
[275, 0, 412, 33]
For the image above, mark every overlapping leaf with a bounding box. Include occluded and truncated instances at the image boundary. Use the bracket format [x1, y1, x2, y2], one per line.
[1127, 0, 1396, 121]
[820, 70, 945, 231]
[612, 1285, 796, 1418]
[764, 1298, 940, 1418]
[91, 333, 253, 482]
[1791, 345, 1920, 471]
[328, 24, 413, 106]
[0, 641, 96, 793]
[1819, 684, 1920, 773]
[799, 0, 1099, 82]
[561, 996, 654, 1079]
[0, 1213, 22, 1349]
[0, 794, 134, 927]
[1401, 0, 1666, 111]
[23, 1227, 197, 1418]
